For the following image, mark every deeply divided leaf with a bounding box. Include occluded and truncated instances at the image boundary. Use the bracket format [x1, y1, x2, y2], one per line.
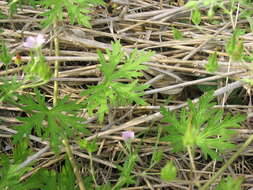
[161, 91, 245, 160]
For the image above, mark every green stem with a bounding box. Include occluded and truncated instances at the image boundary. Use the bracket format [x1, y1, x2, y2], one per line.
[88, 152, 97, 186]
[62, 139, 86, 190]
[20, 80, 48, 89]
[187, 146, 199, 188]
[200, 134, 253, 190]
[53, 21, 60, 106]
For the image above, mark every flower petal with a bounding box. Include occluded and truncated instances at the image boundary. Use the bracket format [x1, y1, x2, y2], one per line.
[23, 36, 36, 48]
[122, 131, 135, 140]
[36, 34, 45, 46]
[23, 34, 45, 49]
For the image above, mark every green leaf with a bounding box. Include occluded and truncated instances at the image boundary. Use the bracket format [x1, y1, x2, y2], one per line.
[0, 9, 7, 19]
[215, 176, 244, 190]
[35, 158, 78, 190]
[79, 139, 98, 153]
[40, 0, 105, 28]
[160, 161, 177, 182]
[207, 7, 215, 19]
[0, 154, 41, 190]
[114, 154, 138, 189]
[95, 183, 112, 190]
[13, 90, 89, 152]
[202, 0, 219, 7]
[161, 91, 246, 160]
[13, 139, 32, 163]
[192, 8, 201, 25]
[226, 28, 245, 61]
[24, 52, 52, 82]
[185, 1, 199, 9]
[205, 52, 219, 72]
[0, 42, 12, 68]
[0, 76, 22, 103]
[81, 41, 153, 123]
[150, 149, 163, 167]
[172, 27, 183, 40]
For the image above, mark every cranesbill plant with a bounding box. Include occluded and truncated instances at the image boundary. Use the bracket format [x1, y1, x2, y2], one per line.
[160, 91, 245, 161]
[81, 41, 153, 122]
[8, 0, 104, 28]
[41, 0, 105, 28]
[13, 89, 90, 152]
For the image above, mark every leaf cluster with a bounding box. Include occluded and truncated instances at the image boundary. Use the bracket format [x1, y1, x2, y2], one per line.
[186, 0, 253, 32]
[0, 154, 40, 190]
[161, 91, 245, 160]
[205, 52, 219, 72]
[172, 27, 183, 40]
[79, 139, 98, 153]
[35, 159, 78, 190]
[8, 0, 42, 16]
[41, 0, 105, 28]
[0, 155, 78, 190]
[81, 41, 153, 122]
[215, 176, 244, 190]
[114, 154, 138, 189]
[0, 76, 22, 103]
[0, 141, 38, 189]
[160, 160, 177, 182]
[13, 89, 90, 151]
[0, 42, 12, 69]
[226, 28, 245, 61]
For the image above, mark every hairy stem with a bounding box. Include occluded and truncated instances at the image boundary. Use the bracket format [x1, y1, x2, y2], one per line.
[62, 139, 86, 190]
[200, 133, 253, 190]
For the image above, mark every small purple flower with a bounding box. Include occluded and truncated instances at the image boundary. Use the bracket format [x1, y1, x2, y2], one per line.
[23, 34, 45, 49]
[122, 131, 134, 141]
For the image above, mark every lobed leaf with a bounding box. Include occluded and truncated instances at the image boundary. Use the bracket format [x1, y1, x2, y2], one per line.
[161, 91, 245, 160]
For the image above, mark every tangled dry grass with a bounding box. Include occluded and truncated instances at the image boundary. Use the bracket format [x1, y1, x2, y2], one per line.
[1, 0, 253, 189]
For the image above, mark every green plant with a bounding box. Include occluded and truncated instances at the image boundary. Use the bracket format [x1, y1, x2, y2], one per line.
[0, 42, 12, 70]
[226, 28, 245, 61]
[160, 160, 177, 182]
[23, 36, 52, 87]
[0, 76, 22, 102]
[0, 155, 79, 190]
[0, 155, 38, 190]
[113, 154, 138, 189]
[192, 8, 202, 25]
[8, 0, 104, 28]
[149, 127, 163, 169]
[81, 41, 153, 122]
[186, 0, 253, 31]
[41, 0, 105, 28]
[79, 139, 98, 185]
[0, 143, 41, 190]
[205, 52, 219, 72]
[215, 176, 244, 190]
[172, 27, 183, 40]
[0, 36, 51, 103]
[37, 159, 78, 190]
[8, 0, 41, 15]
[160, 91, 245, 160]
[12, 89, 90, 152]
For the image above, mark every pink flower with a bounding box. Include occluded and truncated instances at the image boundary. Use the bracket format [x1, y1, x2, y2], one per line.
[23, 34, 45, 49]
[122, 131, 134, 141]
